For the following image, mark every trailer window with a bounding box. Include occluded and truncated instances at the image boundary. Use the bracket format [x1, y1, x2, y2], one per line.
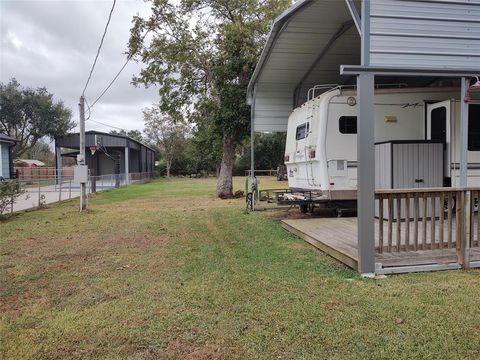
[339, 116, 357, 134]
[469, 104, 480, 151]
[296, 123, 309, 140]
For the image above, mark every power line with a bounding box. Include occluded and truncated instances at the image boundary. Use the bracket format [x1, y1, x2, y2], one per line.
[89, 58, 129, 109]
[82, 0, 117, 96]
[84, 97, 92, 120]
[88, 118, 130, 132]
[86, 15, 159, 112]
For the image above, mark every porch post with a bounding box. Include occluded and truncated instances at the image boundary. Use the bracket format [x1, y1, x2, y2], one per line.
[459, 77, 469, 187]
[459, 77, 470, 268]
[357, 72, 376, 275]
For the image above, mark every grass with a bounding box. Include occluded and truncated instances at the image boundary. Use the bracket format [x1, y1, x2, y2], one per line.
[1, 176, 479, 359]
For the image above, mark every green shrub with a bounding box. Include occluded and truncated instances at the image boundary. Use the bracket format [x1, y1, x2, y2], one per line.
[0, 180, 25, 215]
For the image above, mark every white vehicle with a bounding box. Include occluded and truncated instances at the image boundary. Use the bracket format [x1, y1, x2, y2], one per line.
[284, 85, 480, 201]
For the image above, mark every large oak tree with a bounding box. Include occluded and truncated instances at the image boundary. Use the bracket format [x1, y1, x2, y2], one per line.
[128, 0, 290, 198]
[0, 78, 74, 159]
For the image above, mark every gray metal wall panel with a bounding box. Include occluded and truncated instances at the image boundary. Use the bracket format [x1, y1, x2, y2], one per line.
[140, 147, 147, 172]
[253, 83, 293, 132]
[375, 142, 391, 189]
[376, 141, 443, 190]
[369, 0, 480, 69]
[98, 153, 115, 175]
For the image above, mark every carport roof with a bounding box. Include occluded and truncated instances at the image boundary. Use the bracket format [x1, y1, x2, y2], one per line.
[247, 0, 361, 131]
[247, 0, 479, 132]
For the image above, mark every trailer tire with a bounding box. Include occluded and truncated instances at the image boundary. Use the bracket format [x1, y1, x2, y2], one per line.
[300, 204, 309, 213]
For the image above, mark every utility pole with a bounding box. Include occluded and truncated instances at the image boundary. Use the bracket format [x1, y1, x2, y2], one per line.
[78, 96, 87, 211]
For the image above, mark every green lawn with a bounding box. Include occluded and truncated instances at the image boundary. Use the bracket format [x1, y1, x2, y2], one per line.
[1, 177, 479, 359]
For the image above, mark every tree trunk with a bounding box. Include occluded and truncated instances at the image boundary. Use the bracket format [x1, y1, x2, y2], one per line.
[216, 134, 235, 199]
[166, 161, 171, 180]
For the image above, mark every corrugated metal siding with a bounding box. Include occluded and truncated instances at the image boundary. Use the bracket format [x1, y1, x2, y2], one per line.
[369, 0, 480, 69]
[252, 0, 358, 132]
[375, 142, 392, 189]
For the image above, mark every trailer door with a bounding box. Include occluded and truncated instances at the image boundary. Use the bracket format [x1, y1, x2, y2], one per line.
[427, 100, 451, 180]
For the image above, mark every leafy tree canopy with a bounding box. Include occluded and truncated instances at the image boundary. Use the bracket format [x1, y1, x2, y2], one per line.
[109, 129, 145, 143]
[128, 0, 290, 197]
[0, 78, 75, 158]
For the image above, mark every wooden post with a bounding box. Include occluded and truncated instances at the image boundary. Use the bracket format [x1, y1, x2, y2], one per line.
[463, 191, 471, 269]
[456, 191, 464, 266]
[405, 194, 410, 251]
[378, 196, 384, 253]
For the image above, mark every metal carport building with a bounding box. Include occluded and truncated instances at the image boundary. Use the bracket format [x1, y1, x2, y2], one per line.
[247, 0, 480, 275]
[55, 131, 155, 178]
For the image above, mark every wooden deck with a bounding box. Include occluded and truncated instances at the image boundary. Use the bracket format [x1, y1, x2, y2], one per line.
[282, 217, 480, 274]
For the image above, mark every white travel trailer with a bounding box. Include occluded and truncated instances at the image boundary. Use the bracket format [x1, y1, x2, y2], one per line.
[284, 86, 480, 201]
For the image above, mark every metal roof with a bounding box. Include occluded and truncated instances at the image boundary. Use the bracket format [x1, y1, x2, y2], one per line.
[247, 0, 361, 132]
[0, 133, 17, 144]
[248, 0, 480, 132]
[14, 159, 46, 167]
[56, 130, 156, 153]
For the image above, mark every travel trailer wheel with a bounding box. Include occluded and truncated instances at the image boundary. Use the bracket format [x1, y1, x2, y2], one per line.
[299, 203, 314, 214]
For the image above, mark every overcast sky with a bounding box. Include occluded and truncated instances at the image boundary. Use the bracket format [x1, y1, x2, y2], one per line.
[1, 0, 158, 134]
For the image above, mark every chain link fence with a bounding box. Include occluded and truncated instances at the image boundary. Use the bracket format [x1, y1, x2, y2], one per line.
[2, 172, 154, 214]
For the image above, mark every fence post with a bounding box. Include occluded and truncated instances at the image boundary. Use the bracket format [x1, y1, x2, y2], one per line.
[456, 190, 470, 269]
[38, 181, 41, 208]
[91, 176, 97, 193]
[58, 177, 62, 202]
[69, 179, 72, 199]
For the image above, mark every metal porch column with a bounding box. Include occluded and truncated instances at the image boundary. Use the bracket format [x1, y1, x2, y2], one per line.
[357, 72, 376, 275]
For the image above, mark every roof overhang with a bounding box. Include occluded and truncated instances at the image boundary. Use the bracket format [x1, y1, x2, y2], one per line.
[341, 65, 480, 77]
[247, 0, 361, 132]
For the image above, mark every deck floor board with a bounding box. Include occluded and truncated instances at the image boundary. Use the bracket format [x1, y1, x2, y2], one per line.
[282, 217, 480, 273]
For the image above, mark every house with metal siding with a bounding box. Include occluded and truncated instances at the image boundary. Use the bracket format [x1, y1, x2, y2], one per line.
[0, 134, 17, 179]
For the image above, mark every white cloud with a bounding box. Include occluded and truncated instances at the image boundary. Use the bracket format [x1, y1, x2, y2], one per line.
[0, 0, 158, 133]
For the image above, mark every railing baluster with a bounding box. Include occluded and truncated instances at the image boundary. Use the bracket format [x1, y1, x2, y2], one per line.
[448, 192, 453, 249]
[422, 193, 427, 250]
[456, 191, 463, 256]
[405, 194, 410, 251]
[414, 193, 419, 251]
[396, 194, 402, 252]
[431, 194, 436, 249]
[378, 195, 384, 253]
[388, 194, 393, 252]
[439, 192, 444, 249]
[472, 190, 480, 247]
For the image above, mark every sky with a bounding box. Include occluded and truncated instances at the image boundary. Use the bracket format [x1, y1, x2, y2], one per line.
[0, 0, 159, 134]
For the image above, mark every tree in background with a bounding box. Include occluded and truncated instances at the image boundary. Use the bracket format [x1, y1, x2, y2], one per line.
[235, 132, 286, 175]
[143, 106, 191, 179]
[24, 140, 55, 166]
[109, 129, 145, 143]
[128, 0, 290, 198]
[0, 78, 74, 159]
